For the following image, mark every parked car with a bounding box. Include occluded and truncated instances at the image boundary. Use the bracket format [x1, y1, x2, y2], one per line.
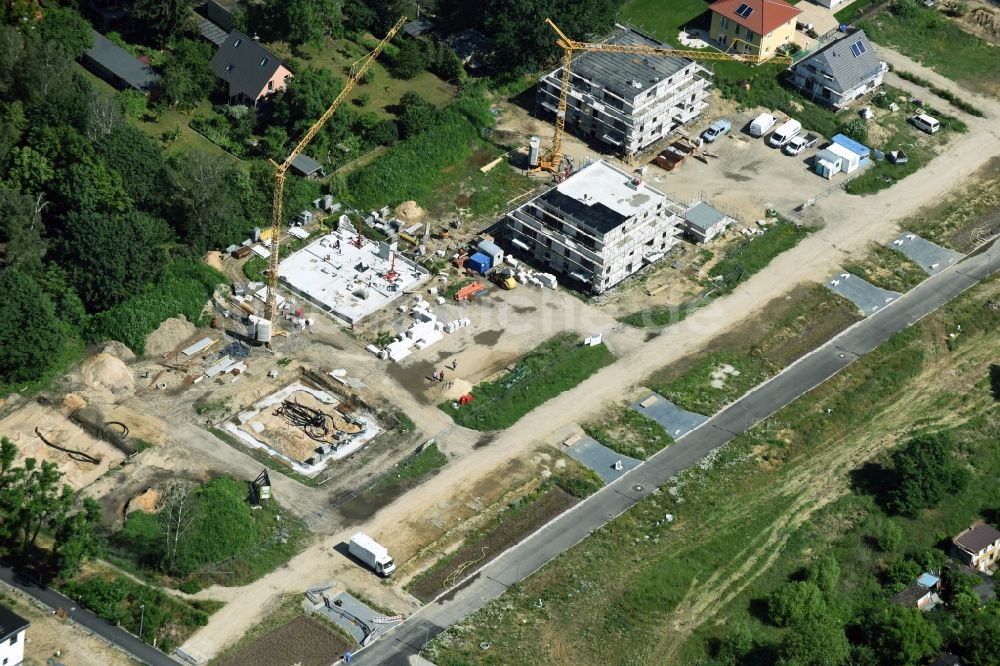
[783, 133, 819, 156]
[767, 119, 802, 148]
[702, 119, 732, 143]
[910, 113, 940, 134]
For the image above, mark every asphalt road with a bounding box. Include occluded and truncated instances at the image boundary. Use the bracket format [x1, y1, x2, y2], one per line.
[353, 238, 999, 665]
[0, 562, 179, 666]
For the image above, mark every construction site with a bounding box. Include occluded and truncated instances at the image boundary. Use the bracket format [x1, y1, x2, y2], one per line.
[2, 5, 997, 666]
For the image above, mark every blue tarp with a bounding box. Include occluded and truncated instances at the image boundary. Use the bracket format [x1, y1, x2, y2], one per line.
[466, 252, 490, 274]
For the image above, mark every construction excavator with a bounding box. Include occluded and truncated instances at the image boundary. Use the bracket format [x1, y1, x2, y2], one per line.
[535, 19, 793, 174]
[262, 16, 407, 329]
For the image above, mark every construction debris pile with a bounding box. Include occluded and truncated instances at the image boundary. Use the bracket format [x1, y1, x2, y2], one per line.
[274, 399, 364, 449]
[369, 295, 468, 363]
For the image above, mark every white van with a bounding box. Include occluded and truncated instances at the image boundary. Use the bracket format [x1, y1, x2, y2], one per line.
[911, 113, 940, 134]
[767, 119, 802, 148]
[748, 112, 776, 138]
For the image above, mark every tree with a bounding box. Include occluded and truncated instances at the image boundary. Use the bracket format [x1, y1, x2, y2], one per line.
[95, 122, 167, 211]
[60, 209, 168, 311]
[874, 520, 904, 553]
[53, 497, 104, 578]
[0, 268, 65, 384]
[0, 188, 47, 274]
[886, 432, 969, 516]
[247, 0, 342, 45]
[257, 125, 289, 160]
[959, 607, 1000, 666]
[129, 0, 197, 45]
[0, 101, 27, 163]
[768, 581, 825, 627]
[2, 145, 55, 194]
[882, 557, 922, 591]
[159, 39, 216, 109]
[168, 151, 260, 251]
[272, 67, 343, 135]
[38, 5, 94, 59]
[868, 605, 941, 666]
[397, 91, 438, 138]
[13, 41, 89, 129]
[84, 91, 124, 143]
[393, 38, 429, 79]
[50, 159, 132, 218]
[778, 613, 850, 666]
[116, 90, 147, 120]
[807, 553, 841, 596]
[838, 118, 869, 147]
[161, 481, 199, 569]
[369, 118, 399, 146]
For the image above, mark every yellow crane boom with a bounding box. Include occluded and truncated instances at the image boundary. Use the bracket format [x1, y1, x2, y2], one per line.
[537, 19, 794, 174]
[264, 16, 407, 325]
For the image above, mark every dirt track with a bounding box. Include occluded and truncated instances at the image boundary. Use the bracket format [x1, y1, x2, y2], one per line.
[179, 47, 1000, 661]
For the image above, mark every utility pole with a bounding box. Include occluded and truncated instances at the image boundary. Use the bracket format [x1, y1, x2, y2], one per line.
[139, 603, 145, 641]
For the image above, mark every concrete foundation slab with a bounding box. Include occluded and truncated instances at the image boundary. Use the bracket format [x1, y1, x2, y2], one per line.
[316, 592, 401, 645]
[890, 232, 963, 275]
[631, 392, 708, 437]
[565, 436, 641, 484]
[826, 272, 900, 316]
[279, 226, 428, 324]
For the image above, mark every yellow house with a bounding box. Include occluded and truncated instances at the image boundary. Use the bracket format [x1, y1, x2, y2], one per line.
[709, 0, 802, 59]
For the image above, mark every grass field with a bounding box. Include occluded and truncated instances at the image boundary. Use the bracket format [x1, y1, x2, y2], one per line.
[648, 285, 861, 415]
[375, 443, 448, 491]
[835, 0, 879, 23]
[842, 242, 928, 292]
[859, 9, 1000, 94]
[441, 333, 615, 431]
[425, 270, 1000, 666]
[619, 0, 710, 37]
[583, 405, 673, 460]
[908, 156, 1000, 251]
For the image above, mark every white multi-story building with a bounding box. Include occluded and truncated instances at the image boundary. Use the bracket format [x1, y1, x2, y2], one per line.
[500, 160, 684, 294]
[536, 26, 712, 157]
[0, 605, 29, 666]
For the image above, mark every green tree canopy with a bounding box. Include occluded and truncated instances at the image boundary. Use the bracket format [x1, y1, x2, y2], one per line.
[60, 209, 169, 311]
[38, 5, 93, 59]
[129, 0, 197, 45]
[397, 91, 438, 138]
[0, 268, 65, 384]
[768, 581, 826, 628]
[778, 613, 850, 666]
[886, 432, 969, 516]
[867, 605, 941, 666]
[0, 188, 46, 274]
[159, 39, 216, 109]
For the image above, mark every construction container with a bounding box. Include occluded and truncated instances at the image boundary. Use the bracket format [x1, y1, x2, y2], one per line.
[477, 240, 503, 267]
[232, 245, 253, 259]
[465, 252, 491, 274]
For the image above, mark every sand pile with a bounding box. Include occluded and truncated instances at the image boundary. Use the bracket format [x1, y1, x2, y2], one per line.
[125, 488, 160, 514]
[440, 378, 473, 402]
[80, 354, 135, 396]
[61, 394, 87, 415]
[99, 404, 167, 446]
[145, 316, 196, 357]
[395, 200, 426, 223]
[99, 341, 136, 362]
[204, 250, 224, 271]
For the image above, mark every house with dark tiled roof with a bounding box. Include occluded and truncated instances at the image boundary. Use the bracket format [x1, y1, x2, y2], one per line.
[0, 605, 29, 666]
[953, 522, 1000, 573]
[709, 0, 801, 59]
[789, 30, 887, 108]
[82, 30, 159, 93]
[210, 30, 292, 105]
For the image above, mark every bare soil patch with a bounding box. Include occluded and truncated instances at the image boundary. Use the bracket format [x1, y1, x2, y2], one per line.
[215, 615, 351, 666]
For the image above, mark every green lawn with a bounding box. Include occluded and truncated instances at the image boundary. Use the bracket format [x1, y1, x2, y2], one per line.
[859, 10, 1000, 94]
[441, 333, 615, 431]
[834, 0, 878, 23]
[375, 443, 448, 490]
[619, 0, 711, 37]
[842, 242, 928, 292]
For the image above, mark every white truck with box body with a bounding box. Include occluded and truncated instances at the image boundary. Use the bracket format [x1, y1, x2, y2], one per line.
[767, 119, 802, 148]
[748, 112, 776, 138]
[349, 533, 396, 576]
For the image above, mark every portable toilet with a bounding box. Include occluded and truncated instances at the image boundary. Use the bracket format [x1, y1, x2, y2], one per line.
[814, 148, 844, 179]
[465, 252, 491, 274]
[477, 240, 503, 267]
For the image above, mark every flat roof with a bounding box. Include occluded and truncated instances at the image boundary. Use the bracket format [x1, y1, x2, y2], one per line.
[568, 27, 695, 101]
[546, 160, 666, 234]
[831, 133, 870, 156]
[290, 153, 323, 175]
[824, 142, 858, 162]
[684, 201, 727, 232]
[278, 227, 427, 324]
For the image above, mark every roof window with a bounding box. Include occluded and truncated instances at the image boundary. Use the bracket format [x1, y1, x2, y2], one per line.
[226, 63, 234, 72]
[850, 40, 867, 57]
[234, 38, 243, 47]
[735, 3, 754, 18]
[260, 57, 269, 67]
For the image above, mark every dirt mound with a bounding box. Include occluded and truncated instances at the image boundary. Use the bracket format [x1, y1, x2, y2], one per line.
[99, 340, 137, 362]
[61, 394, 87, 415]
[80, 354, 135, 396]
[440, 378, 473, 402]
[125, 487, 160, 514]
[99, 404, 167, 446]
[969, 7, 999, 37]
[395, 200, 426, 223]
[144, 316, 196, 357]
[204, 250, 225, 271]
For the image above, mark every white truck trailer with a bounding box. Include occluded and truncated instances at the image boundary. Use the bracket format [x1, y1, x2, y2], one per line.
[349, 533, 396, 576]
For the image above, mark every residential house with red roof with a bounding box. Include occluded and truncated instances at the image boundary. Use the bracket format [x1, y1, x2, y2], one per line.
[708, 0, 802, 59]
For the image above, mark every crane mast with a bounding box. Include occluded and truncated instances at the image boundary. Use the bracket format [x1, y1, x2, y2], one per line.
[536, 19, 794, 174]
[264, 16, 408, 325]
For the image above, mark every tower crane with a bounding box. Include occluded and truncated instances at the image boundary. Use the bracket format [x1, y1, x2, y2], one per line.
[263, 16, 407, 327]
[536, 19, 794, 174]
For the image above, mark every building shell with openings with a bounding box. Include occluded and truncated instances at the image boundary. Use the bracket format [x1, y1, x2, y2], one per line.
[499, 160, 684, 294]
[536, 26, 712, 157]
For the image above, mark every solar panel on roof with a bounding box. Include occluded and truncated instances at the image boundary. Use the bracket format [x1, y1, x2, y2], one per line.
[850, 40, 866, 57]
[735, 3, 754, 18]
